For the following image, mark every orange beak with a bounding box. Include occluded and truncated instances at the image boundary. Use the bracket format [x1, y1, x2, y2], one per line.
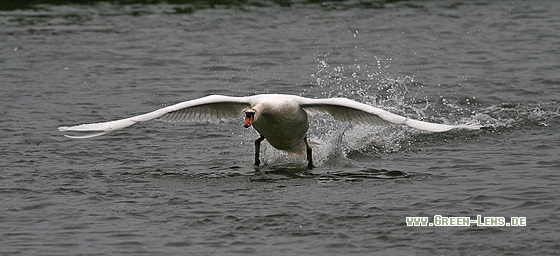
[243, 114, 254, 128]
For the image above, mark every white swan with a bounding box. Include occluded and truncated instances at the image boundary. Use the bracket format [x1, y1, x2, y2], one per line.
[59, 94, 481, 168]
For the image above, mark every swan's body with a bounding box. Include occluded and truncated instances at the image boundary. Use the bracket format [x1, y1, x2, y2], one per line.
[59, 94, 481, 168]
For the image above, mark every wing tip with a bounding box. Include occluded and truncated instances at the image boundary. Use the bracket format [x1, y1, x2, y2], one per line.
[58, 123, 114, 139]
[403, 118, 484, 132]
[62, 131, 110, 139]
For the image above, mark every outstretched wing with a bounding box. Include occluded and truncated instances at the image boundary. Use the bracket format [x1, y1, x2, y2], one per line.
[299, 97, 481, 132]
[58, 95, 252, 138]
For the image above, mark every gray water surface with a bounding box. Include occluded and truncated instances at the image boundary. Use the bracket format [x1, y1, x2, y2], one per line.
[1, 1, 560, 255]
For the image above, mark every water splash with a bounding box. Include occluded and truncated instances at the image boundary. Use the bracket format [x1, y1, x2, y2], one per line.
[300, 55, 487, 166]
[475, 101, 560, 130]
[310, 55, 415, 108]
[307, 57, 412, 141]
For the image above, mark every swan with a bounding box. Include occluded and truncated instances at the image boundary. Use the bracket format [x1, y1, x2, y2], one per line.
[58, 94, 481, 168]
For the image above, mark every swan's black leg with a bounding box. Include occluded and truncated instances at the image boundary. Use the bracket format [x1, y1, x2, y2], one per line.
[304, 136, 314, 169]
[254, 135, 265, 166]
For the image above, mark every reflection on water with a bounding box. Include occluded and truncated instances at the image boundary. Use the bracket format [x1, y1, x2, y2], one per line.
[320, 168, 410, 180]
[249, 166, 411, 182]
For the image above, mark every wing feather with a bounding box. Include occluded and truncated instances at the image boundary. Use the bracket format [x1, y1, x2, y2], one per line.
[299, 97, 480, 132]
[157, 106, 229, 123]
[59, 95, 252, 138]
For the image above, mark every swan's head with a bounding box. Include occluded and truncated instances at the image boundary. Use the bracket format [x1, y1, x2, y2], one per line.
[243, 109, 256, 128]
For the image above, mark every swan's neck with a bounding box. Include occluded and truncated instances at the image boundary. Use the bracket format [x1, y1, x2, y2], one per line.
[250, 102, 267, 123]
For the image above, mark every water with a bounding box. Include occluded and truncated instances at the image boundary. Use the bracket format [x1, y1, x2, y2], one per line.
[1, 0, 560, 254]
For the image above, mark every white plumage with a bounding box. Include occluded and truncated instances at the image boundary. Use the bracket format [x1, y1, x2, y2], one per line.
[59, 94, 481, 168]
